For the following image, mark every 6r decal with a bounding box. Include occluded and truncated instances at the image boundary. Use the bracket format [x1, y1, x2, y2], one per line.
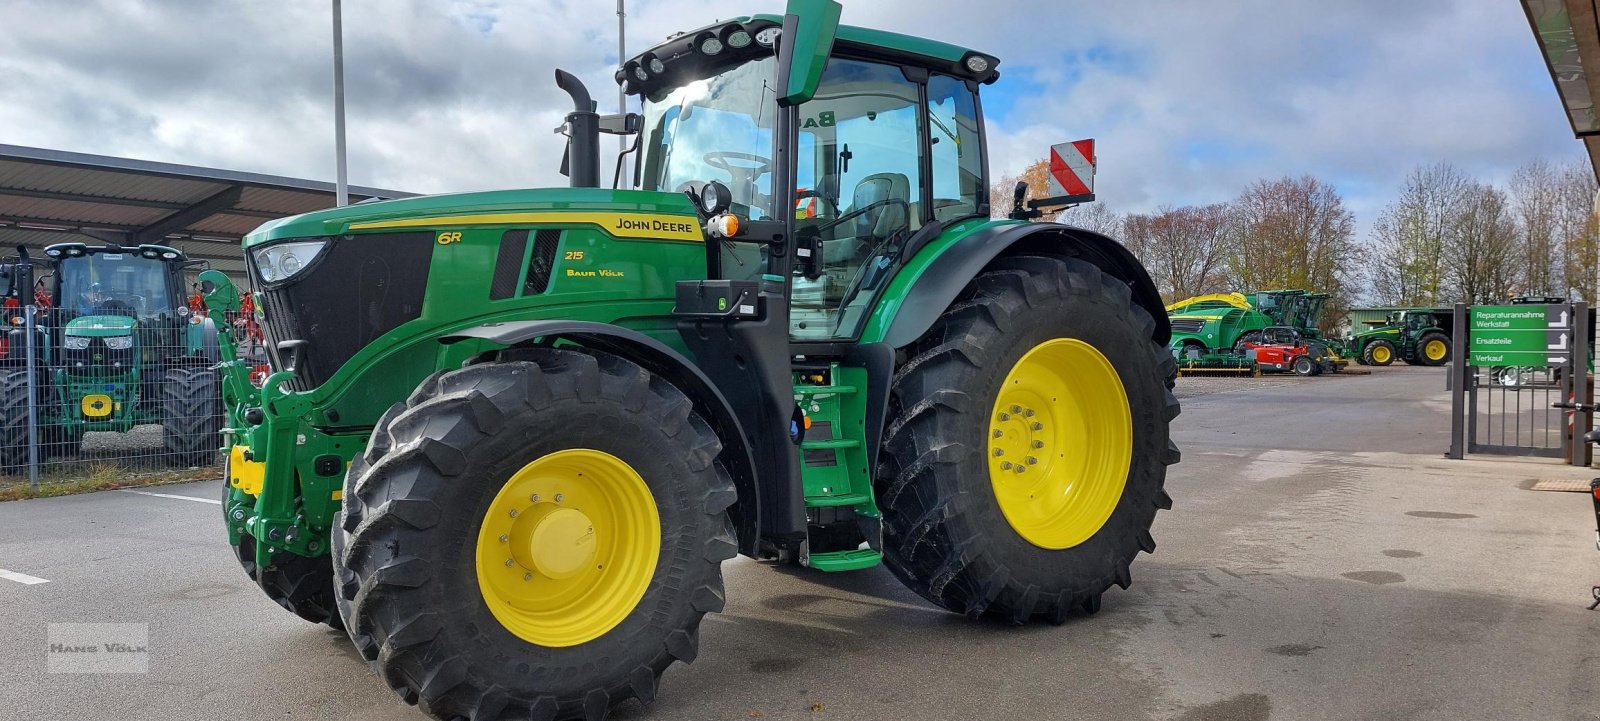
[436, 231, 463, 245]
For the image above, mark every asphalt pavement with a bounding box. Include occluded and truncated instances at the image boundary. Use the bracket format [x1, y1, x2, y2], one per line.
[3, 364, 1598, 721]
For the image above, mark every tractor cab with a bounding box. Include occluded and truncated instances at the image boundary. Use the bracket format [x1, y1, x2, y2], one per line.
[632, 14, 991, 342]
[44, 242, 198, 373]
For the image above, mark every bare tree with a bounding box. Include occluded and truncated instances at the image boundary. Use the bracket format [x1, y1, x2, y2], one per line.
[1509, 159, 1562, 295]
[1366, 162, 1472, 306]
[1443, 183, 1518, 304]
[1557, 159, 1600, 301]
[1227, 176, 1357, 327]
[1124, 204, 1233, 300]
[1059, 201, 1125, 238]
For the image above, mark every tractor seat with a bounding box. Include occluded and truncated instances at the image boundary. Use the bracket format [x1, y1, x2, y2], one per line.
[822, 172, 911, 266]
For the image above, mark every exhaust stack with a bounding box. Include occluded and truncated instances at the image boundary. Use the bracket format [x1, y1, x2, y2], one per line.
[555, 69, 600, 189]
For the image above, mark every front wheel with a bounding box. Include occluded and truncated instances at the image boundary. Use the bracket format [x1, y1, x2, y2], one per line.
[1363, 340, 1396, 366]
[878, 255, 1178, 623]
[1292, 355, 1317, 376]
[333, 348, 737, 721]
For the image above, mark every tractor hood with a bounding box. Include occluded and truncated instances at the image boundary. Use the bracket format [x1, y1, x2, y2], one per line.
[244, 188, 701, 246]
[65, 315, 136, 337]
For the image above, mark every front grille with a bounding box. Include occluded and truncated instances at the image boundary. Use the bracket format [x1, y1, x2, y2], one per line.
[63, 338, 134, 374]
[1170, 318, 1205, 333]
[258, 232, 435, 390]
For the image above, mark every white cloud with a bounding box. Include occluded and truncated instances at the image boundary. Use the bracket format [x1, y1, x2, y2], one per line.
[0, 0, 1586, 232]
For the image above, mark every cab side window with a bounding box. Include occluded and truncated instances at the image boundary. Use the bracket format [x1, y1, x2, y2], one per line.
[926, 75, 984, 222]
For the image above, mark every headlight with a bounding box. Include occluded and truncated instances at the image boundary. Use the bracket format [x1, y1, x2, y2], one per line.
[252, 240, 329, 284]
[104, 335, 134, 350]
[64, 336, 90, 350]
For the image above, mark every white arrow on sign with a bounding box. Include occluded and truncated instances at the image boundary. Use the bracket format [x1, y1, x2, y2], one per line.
[1549, 309, 1570, 328]
[1549, 331, 1570, 351]
[1549, 355, 1573, 365]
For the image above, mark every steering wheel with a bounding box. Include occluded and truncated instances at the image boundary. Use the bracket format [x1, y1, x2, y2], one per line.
[794, 188, 839, 218]
[703, 151, 772, 178]
[95, 299, 135, 317]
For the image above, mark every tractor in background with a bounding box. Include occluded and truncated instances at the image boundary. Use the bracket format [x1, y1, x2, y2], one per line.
[0, 243, 223, 471]
[211, 2, 1180, 719]
[1347, 308, 1452, 367]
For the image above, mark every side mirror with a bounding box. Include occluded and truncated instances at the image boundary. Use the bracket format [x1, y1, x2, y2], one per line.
[1013, 181, 1028, 205]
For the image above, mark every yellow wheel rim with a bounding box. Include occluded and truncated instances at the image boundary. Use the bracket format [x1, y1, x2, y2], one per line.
[988, 338, 1132, 550]
[1425, 339, 1447, 361]
[1373, 345, 1392, 364]
[475, 449, 660, 647]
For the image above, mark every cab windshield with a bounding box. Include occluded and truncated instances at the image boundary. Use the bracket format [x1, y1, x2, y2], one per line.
[640, 57, 778, 221]
[59, 254, 174, 319]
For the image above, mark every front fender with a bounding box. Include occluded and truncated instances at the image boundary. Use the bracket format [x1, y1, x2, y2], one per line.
[862, 219, 1169, 348]
[441, 320, 762, 556]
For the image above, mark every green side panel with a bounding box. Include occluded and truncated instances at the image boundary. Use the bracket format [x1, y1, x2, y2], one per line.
[857, 216, 1012, 345]
[64, 315, 135, 338]
[779, 0, 842, 106]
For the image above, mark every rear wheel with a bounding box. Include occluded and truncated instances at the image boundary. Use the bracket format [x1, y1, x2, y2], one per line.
[1417, 332, 1450, 366]
[878, 255, 1178, 623]
[1363, 340, 1396, 366]
[161, 366, 222, 466]
[333, 348, 736, 721]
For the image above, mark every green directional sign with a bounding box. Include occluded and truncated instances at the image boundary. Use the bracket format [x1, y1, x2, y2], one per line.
[1467, 304, 1572, 367]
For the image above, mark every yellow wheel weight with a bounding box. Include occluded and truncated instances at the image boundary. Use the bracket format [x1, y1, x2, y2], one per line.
[987, 339, 1133, 550]
[474, 449, 660, 647]
[1373, 345, 1391, 364]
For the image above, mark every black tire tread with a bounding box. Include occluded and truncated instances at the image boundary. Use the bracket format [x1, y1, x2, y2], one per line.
[877, 254, 1178, 624]
[161, 366, 223, 466]
[333, 347, 736, 721]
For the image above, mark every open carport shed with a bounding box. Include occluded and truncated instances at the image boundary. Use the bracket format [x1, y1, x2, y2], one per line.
[1524, 0, 1600, 183]
[0, 144, 411, 282]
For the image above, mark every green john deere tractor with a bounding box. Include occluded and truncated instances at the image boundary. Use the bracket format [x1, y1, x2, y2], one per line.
[211, 3, 1179, 719]
[1347, 308, 1452, 367]
[0, 243, 222, 470]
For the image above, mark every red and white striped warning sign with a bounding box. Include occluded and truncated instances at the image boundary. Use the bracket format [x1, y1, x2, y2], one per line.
[1047, 139, 1096, 198]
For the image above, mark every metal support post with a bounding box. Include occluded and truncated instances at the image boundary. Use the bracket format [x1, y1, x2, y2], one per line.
[1448, 303, 1467, 459]
[332, 0, 349, 207]
[24, 304, 39, 490]
[1574, 301, 1592, 467]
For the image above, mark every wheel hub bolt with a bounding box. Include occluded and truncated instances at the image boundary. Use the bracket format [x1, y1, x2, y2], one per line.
[530, 494, 540, 503]
[1026, 456, 1038, 465]
[499, 534, 509, 543]
[1024, 409, 1035, 417]
[1010, 404, 1023, 414]
[999, 413, 1010, 421]
[554, 494, 564, 503]
[523, 573, 532, 581]
[509, 509, 519, 518]
[993, 448, 1004, 457]
[1001, 461, 1013, 470]
[993, 429, 1003, 438]
[1031, 422, 1043, 431]
[1014, 466, 1026, 474]
[1032, 440, 1044, 449]
[505, 558, 515, 567]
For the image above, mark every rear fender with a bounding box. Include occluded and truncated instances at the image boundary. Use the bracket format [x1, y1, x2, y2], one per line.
[864, 220, 1168, 348]
[441, 320, 761, 556]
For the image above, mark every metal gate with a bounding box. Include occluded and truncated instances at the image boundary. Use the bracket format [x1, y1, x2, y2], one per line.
[1466, 365, 1568, 457]
[1449, 301, 1594, 465]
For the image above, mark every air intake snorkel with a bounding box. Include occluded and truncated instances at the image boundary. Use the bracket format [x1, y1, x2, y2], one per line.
[555, 69, 600, 189]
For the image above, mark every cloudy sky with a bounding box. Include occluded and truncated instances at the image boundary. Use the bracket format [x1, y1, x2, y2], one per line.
[0, 0, 1584, 235]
